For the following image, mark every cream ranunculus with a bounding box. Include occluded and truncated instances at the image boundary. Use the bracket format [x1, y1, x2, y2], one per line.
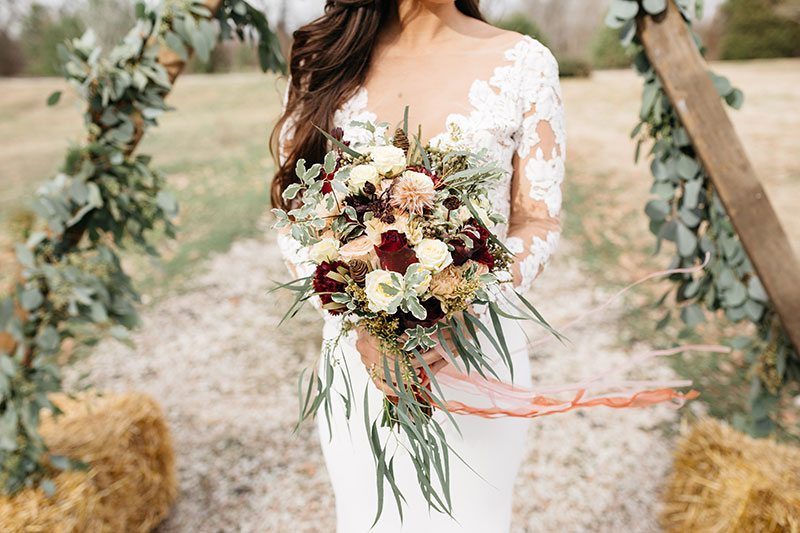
[390, 214, 424, 245]
[455, 198, 493, 226]
[364, 269, 404, 313]
[414, 238, 453, 273]
[347, 164, 381, 193]
[370, 145, 407, 175]
[309, 237, 340, 264]
[364, 216, 387, 246]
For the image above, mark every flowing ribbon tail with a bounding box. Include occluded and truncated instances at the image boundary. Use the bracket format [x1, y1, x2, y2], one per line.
[525, 252, 713, 350]
[421, 253, 726, 420]
[431, 344, 728, 419]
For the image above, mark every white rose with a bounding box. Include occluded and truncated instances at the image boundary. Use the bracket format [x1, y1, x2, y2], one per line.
[414, 239, 453, 273]
[309, 237, 340, 264]
[347, 164, 381, 193]
[370, 145, 407, 175]
[364, 269, 404, 313]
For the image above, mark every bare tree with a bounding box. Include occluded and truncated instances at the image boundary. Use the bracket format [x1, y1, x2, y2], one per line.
[80, 0, 136, 51]
[513, 0, 609, 58]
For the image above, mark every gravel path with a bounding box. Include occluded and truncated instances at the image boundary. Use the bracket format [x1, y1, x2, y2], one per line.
[67, 225, 688, 533]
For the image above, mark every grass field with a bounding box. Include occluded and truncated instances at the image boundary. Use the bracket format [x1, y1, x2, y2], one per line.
[1, 59, 799, 426]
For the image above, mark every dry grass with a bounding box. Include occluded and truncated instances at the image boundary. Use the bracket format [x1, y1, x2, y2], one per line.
[663, 418, 800, 532]
[561, 59, 800, 265]
[0, 392, 176, 532]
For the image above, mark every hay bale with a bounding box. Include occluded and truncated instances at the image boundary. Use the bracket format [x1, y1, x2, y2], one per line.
[663, 418, 800, 533]
[0, 392, 176, 532]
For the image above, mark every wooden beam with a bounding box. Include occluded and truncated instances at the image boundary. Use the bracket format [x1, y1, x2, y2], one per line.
[637, 1, 800, 353]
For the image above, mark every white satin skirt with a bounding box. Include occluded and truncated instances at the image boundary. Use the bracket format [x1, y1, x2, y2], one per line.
[317, 316, 532, 533]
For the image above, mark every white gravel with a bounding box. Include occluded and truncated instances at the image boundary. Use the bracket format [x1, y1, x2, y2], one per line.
[66, 227, 685, 533]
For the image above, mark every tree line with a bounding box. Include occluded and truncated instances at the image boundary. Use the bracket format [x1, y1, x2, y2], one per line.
[1, 0, 798, 78]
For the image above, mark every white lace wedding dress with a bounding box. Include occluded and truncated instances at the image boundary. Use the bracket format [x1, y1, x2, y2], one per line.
[277, 36, 565, 532]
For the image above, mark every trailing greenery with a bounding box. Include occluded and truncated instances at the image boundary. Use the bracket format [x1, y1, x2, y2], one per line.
[719, 0, 800, 60]
[606, 0, 798, 438]
[0, 0, 284, 495]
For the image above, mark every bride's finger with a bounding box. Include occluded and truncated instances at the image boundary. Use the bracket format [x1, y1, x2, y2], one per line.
[428, 358, 450, 374]
[408, 348, 445, 369]
[372, 376, 397, 398]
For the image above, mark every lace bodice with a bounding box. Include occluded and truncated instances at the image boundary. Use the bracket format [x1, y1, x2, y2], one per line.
[277, 35, 565, 318]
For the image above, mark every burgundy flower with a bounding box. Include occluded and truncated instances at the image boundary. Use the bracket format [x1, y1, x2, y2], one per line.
[375, 230, 418, 273]
[448, 238, 472, 267]
[463, 218, 490, 245]
[312, 261, 348, 315]
[449, 219, 495, 268]
[472, 246, 496, 269]
[377, 230, 407, 253]
[401, 297, 445, 329]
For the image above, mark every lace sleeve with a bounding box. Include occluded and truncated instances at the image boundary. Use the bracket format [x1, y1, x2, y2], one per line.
[274, 79, 314, 281]
[506, 44, 565, 293]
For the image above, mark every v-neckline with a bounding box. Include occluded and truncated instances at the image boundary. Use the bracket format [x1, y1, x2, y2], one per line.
[340, 35, 532, 146]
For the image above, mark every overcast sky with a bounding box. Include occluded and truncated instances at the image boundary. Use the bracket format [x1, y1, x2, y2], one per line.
[1, 0, 723, 34]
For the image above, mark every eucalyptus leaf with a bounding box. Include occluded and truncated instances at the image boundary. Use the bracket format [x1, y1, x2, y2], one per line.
[747, 276, 768, 303]
[47, 91, 62, 107]
[675, 222, 698, 257]
[681, 304, 705, 327]
[642, 0, 667, 14]
[609, 0, 640, 20]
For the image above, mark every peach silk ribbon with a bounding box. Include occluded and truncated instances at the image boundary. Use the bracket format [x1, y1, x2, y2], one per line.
[431, 253, 727, 419]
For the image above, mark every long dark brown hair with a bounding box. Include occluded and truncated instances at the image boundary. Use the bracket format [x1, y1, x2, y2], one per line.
[269, 0, 484, 209]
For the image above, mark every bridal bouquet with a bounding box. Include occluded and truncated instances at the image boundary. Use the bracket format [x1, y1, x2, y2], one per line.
[273, 119, 552, 518]
[272, 118, 699, 521]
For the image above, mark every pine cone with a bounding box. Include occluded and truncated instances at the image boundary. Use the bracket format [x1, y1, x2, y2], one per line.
[348, 259, 370, 284]
[393, 128, 410, 153]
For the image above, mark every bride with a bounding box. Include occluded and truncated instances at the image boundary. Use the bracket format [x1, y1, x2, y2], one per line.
[273, 0, 564, 531]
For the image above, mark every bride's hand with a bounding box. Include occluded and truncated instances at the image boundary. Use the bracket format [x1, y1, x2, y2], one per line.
[355, 327, 453, 397]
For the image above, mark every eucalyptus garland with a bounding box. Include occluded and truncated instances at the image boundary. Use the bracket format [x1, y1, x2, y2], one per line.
[606, 0, 799, 437]
[0, 0, 284, 494]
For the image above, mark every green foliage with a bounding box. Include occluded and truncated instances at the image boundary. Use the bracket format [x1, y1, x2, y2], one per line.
[19, 4, 86, 76]
[606, 0, 799, 439]
[591, 26, 631, 69]
[558, 56, 592, 78]
[494, 12, 549, 47]
[0, 0, 284, 495]
[720, 0, 800, 60]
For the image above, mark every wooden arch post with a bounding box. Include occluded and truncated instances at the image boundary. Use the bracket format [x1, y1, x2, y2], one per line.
[637, 1, 800, 353]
